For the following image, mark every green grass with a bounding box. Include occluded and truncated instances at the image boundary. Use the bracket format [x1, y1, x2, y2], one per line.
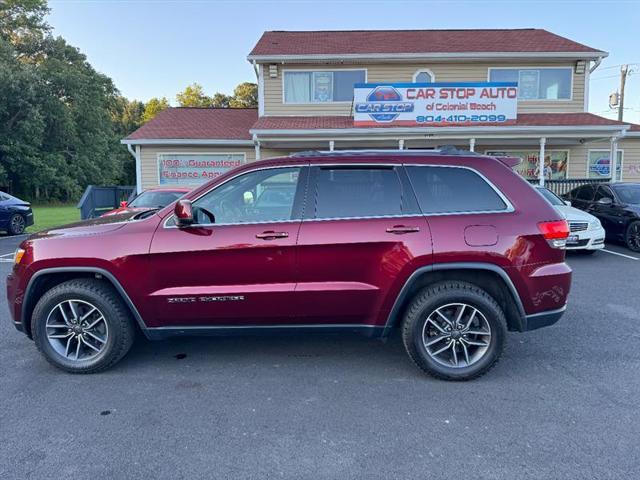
[27, 204, 81, 233]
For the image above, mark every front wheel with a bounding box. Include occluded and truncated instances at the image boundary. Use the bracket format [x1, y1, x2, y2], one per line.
[31, 279, 135, 373]
[625, 221, 640, 252]
[401, 281, 507, 381]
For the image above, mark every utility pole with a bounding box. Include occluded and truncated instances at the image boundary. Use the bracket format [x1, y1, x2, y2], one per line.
[618, 65, 629, 121]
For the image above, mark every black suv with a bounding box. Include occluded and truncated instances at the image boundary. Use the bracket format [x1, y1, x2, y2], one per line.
[564, 183, 640, 251]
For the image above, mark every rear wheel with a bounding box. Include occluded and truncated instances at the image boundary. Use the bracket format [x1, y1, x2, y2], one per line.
[31, 279, 135, 373]
[8, 214, 26, 235]
[625, 221, 640, 252]
[401, 281, 507, 381]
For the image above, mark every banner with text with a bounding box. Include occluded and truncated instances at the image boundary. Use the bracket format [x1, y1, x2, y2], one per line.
[353, 82, 518, 127]
[158, 154, 245, 185]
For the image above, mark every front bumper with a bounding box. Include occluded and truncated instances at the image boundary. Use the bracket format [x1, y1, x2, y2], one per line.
[25, 211, 34, 227]
[565, 226, 605, 251]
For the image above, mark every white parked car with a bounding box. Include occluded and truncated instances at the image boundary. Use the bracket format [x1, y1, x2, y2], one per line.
[535, 186, 605, 254]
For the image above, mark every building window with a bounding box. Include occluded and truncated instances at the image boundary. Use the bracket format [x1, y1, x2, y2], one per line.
[283, 70, 366, 103]
[588, 150, 623, 179]
[413, 69, 434, 83]
[489, 68, 572, 100]
[486, 150, 569, 180]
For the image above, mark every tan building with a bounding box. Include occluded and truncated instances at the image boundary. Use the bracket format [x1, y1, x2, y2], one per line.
[123, 28, 640, 193]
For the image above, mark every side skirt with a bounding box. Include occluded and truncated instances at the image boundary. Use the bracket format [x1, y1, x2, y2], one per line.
[143, 324, 385, 340]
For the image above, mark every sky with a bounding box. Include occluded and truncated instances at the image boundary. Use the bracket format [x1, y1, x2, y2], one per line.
[47, 0, 640, 123]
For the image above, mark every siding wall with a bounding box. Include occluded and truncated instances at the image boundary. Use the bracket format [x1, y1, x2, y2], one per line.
[262, 61, 585, 116]
[138, 139, 640, 189]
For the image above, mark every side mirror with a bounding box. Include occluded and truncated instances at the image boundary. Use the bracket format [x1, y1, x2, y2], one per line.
[174, 199, 194, 227]
[597, 197, 613, 206]
[120, 200, 128, 208]
[564, 200, 572, 206]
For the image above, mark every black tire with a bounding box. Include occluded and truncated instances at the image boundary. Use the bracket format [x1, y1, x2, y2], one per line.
[8, 213, 26, 235]
[625, 221, 640, 252]
[31, 278, 135, 373]
[401, 281, 507, 381]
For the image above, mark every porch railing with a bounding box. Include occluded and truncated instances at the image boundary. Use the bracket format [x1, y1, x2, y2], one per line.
[526, 178, 609, 197]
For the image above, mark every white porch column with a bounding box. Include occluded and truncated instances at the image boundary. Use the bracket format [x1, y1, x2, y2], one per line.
[469, 138, 476, 152]
[609, 136, 618, 181]
[254, 141, 261, 160]
[538, 137, 547, 186]
[398, 139, 405, 150]
[329, 140, 335, 152]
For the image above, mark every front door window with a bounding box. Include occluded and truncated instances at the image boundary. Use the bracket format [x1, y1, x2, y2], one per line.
[191, 167, 302, 225]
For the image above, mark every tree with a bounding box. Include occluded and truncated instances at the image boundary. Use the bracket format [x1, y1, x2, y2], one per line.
[176, 83, 212, 107]
[142, 96, 169, 122]
[210, 92, 231, 108]
[0, 1, 136, 200]
[229, 82, 258, 108]
[0, 0, 50, 45]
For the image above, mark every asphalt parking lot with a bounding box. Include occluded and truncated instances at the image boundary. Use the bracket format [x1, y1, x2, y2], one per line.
[0, 234, 638, 480]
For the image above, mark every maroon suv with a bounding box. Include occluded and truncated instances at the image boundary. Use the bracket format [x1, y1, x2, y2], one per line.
[7, 150, 572, 380]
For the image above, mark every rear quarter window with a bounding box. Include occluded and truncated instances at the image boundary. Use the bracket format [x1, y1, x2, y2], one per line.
[406, 166, 508, 214]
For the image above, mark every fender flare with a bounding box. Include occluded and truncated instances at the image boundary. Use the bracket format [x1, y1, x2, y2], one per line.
[22, 267, 150, 337]
[382, 262, 527, 337]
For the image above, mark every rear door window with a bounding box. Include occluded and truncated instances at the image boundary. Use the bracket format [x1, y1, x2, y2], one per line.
[406, 166, 507, 214]
[313, 167, 404, 219]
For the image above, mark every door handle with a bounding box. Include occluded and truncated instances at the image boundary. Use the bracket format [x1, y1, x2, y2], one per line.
[256, 231, 289, 240]
[386, 225, 420, 234]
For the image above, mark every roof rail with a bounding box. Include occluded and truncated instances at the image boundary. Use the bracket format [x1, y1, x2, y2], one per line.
[290, 145, 479, 157]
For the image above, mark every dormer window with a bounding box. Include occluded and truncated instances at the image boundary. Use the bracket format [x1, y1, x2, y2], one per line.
[413, 69, 435, 83]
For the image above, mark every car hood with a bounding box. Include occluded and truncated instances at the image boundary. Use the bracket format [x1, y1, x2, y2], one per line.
[101, 206, 148, 216]
[29, 210, 142, 239]
[554, 204, 598, 222]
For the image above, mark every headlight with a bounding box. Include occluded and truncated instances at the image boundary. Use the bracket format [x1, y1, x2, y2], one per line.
[14, 248, 25, 264]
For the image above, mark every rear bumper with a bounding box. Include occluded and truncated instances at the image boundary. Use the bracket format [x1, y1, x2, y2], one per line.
[523, 305, 566, 331]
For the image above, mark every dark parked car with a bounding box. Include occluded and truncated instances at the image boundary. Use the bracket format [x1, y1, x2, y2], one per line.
[563, 183, 640, 252]
[7, 150, 572, 380]
[0, 192, 34, 235]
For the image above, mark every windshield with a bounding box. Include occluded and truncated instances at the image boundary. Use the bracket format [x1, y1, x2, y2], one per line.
[129, 191, 184, 208]
[614, 185, 640, 204]
[536, 187, 564, 206]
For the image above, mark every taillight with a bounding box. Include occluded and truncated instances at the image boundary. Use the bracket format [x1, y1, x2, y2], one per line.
[538, 220, 570, 248]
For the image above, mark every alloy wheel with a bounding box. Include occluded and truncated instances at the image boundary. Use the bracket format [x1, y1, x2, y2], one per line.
[628, 223, 640, 251]
[45, 299, 109, 361]
[10, 215, 25, 234]
[422, 303, 492, 368]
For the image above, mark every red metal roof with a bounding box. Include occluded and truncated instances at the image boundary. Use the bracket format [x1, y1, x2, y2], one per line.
[249, 29, 604, 57]
[251, 113, 635, 131]
[125, 107, 257, 140]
